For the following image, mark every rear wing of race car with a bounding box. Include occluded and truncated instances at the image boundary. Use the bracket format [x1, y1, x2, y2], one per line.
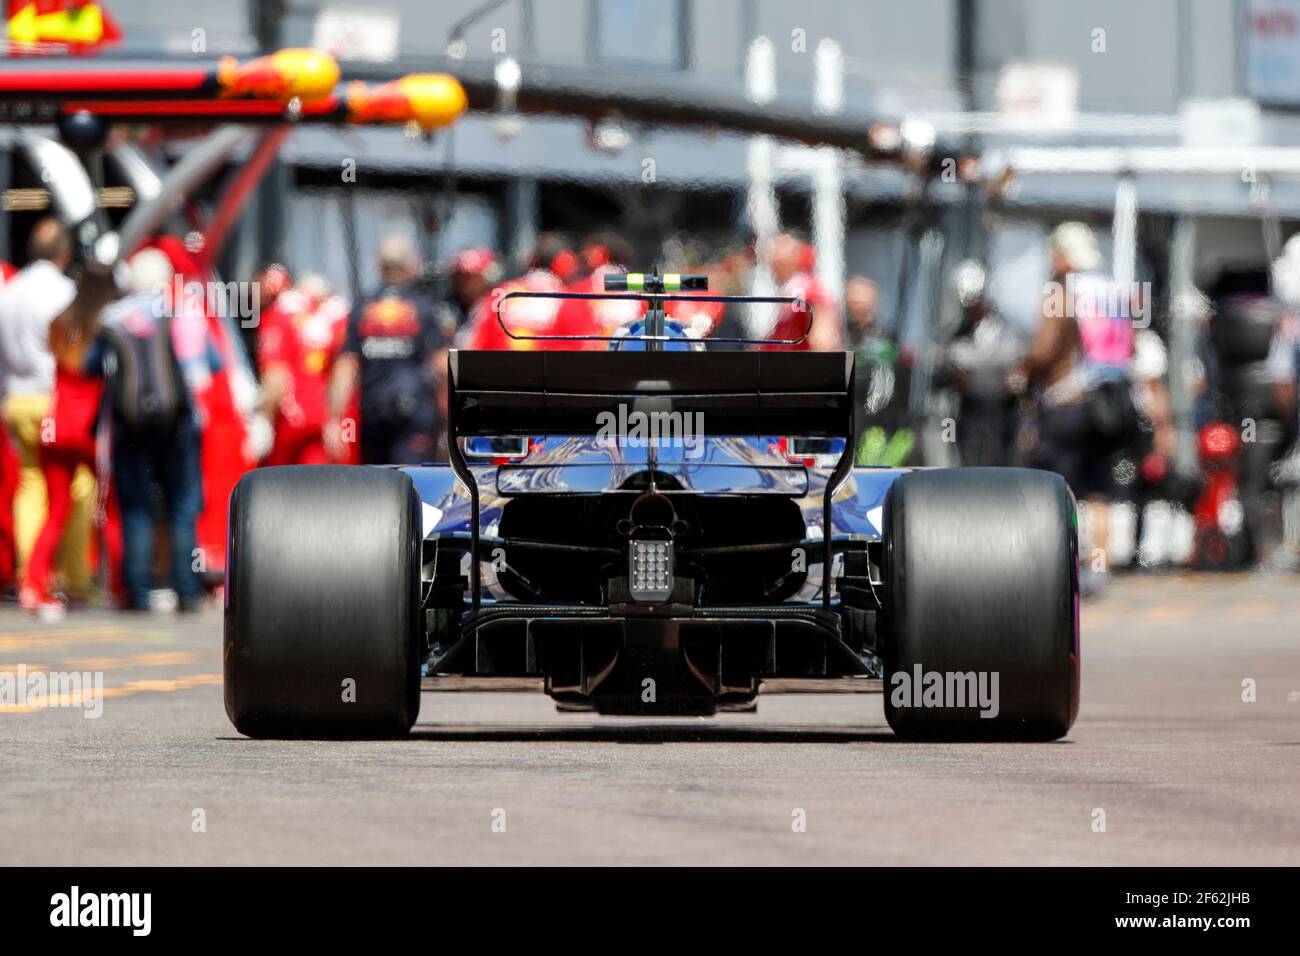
[446, 348, 856, 611]
[447, 350, 852, 437]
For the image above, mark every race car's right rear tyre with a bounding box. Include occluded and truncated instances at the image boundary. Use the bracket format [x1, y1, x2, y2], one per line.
[224, 465, 423, 739]
[882, 467, 1079, 741]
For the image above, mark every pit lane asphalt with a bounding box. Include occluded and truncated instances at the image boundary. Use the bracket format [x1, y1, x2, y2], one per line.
[1, 573, 1298, 865]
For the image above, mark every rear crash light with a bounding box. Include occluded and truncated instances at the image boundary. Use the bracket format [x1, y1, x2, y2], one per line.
[629, 538, 673, 603]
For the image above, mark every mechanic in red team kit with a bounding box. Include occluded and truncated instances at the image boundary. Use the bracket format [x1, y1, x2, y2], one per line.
[760, 233, 841, 351]
[462, 235, 570, 351]
[548, 235, 644, 347]
[256, 275, 351, 466]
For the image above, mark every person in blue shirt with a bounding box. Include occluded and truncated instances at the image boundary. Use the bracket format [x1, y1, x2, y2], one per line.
[325, 236, 446, 464]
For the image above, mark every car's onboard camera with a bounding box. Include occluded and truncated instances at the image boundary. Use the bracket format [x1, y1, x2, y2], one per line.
[224, 270, 1079, 741]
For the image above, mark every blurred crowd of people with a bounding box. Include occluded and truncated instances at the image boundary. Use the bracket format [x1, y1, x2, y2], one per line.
[0, 219, 256, 619]
[1, 214, 1297, 619]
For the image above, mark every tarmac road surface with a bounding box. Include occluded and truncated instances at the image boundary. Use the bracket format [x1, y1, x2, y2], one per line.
[1, 573, 1298, 865]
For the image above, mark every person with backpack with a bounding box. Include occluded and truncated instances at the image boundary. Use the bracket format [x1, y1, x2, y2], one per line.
[79, 249, 218, 613]
[1017, 222, 1147, 594]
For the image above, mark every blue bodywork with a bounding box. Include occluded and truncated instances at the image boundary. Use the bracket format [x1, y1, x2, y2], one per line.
[403, 447, 906, 602]
[408, 320, 905, 602]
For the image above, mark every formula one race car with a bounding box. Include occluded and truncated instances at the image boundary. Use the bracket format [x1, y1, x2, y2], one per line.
[224, 272, 1079, 741]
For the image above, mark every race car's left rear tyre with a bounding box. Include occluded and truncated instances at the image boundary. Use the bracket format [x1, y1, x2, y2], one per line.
[882, 467, 1080, 741]
[224, 465, 422, 739]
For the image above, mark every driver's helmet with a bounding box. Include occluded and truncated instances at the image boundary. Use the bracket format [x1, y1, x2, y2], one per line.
[609, 317, 705, 352]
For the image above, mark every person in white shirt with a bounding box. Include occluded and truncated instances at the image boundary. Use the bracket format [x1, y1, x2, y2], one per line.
[0, 217, 91, 594]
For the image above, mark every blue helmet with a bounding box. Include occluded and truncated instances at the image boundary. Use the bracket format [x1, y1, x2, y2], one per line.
[608, 317, 704, 352]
